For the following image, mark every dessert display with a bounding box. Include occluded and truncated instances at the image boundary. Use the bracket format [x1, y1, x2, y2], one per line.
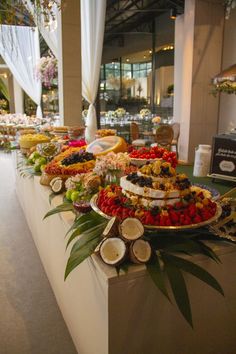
[95, 159, 219, 228]
[129, 146, 177, 167]
[68, 126, 85, 140]
[86, 136, 127, 156]
[210, 197, 236, 241]
[95, 129, 116, 138]
[19, 133, 50, 152]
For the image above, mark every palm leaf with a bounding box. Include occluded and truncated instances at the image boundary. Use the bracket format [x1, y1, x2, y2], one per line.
[163, 260, 193, 327]
[66, 220, 107, 249]
[65, 211, 105, 236]
[146, 253, 170, 301]
[195, 240, 221, 264]
[64, 236, 100, 280]
[49, 192, 58, 205]
[43, 202, 75, 219]
[70, 224, 106, 254]
[162, 253, 224, 296]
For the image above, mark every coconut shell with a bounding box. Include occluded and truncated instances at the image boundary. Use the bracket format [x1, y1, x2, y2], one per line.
[119, 218, 144, 242]
[102, 217, 119, 238]
[99, 237, 127, 266]
[129, 239, 152, 264]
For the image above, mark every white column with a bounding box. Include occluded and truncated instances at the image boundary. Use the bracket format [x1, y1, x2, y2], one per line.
[13, 77, 24, 113]
[174, 0, 224, 162]
[57, 0, 82, 126]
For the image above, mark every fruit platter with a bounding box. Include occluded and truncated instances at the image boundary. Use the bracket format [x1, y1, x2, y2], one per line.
[129, 146, 177, 167]
[91, 159, 222, 230]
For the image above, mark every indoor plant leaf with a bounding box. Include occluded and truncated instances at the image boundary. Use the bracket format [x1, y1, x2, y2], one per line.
[70, 224, 105, 254]
[66, 219, 107, 249]
[43, 202, 75, 219]
[162, 253, 224, 296]
[64, 236, 100, 280]
[163, 260, 193, 328]
[146, 252, 170, 301]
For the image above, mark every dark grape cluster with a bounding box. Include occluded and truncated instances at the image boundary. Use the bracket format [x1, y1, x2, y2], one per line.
[175, 176, 191, 190]
[61, 152, 94, 166]
[127, 172, 153, 188]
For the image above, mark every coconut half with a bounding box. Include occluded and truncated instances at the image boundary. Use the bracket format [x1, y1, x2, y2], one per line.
[119, 218, 144, 241]
[99, 238, 127, 266]
[129, 239, 152, 264]
[50, 177, 65, 194]
[102, 217, 119, 238]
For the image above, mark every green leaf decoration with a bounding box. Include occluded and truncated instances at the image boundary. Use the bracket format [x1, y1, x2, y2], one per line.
[66, 220, 106, 249]
[65, 211, 105, 236]
[49, 192, 57, 205]
[162, 253, 224, 296]
[195, 240, 221, 264]
[162, 257, 193, 327]
[64, 235, 101, 280]
[43, 202, 75, 219]
[146, 253, 170, 301]
[70, 224, 106, 254]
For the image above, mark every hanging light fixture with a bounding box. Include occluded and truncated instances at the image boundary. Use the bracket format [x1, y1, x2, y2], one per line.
[170, 8, 177, 20]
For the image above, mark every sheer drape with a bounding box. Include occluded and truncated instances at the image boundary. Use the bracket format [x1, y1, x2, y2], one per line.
[0, 25, 42, 117]
[81, 0, 106, 143]
[24, 0, 58, 58]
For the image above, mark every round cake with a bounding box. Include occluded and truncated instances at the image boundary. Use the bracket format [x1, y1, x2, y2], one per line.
[97, 159, 217, 227]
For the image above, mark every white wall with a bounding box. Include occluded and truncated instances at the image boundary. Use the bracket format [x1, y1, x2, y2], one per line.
[218, 7, 236, 133]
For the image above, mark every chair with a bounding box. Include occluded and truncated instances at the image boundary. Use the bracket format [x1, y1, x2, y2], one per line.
[151, 124, 174, 150]
[171, 122, 180, 159]
[130, 122, 148, 148]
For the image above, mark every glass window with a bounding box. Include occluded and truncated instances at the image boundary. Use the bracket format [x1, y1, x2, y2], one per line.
[133, 63, 139, 71]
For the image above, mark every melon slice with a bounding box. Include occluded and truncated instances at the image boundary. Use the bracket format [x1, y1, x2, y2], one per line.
[119, 218, 144, 241]
[129, 239, 152, 264]
[99, 238, 127, 266]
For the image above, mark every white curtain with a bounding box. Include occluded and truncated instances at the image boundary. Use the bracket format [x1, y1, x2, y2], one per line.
[81, 0, 106, 143]
[0, 25, 42, 117]
[24, 0, 58, 58]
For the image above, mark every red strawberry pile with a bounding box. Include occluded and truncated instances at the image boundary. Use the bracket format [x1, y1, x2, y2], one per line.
[97, 186, 217, 227]
[129, 146, 178, 168]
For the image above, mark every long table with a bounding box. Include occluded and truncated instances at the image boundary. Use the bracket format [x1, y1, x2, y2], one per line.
[14, 157, 236, 354]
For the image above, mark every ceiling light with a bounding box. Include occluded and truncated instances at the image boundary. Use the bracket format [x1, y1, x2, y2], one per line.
[3, 73, 7, 78]
[126, 58, 130, 62]
[144, 55, 146, 59]
[170, 8, 177, 20]
[149, 50, 152, 54]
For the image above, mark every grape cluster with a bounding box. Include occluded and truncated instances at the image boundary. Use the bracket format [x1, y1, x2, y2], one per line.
[61, 152, 94, 166]
[127, 172, 153, 188]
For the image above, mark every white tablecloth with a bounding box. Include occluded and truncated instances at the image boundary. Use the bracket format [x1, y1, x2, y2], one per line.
[14, 155, 236, 354]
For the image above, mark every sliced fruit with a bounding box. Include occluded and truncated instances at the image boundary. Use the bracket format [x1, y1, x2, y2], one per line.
[119, 218, 144, 241]
[99, 237, 127, 266]
[129, 239, 152, 264]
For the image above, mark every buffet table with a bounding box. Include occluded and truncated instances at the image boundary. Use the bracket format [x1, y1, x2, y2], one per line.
[14, 158, 236, 354]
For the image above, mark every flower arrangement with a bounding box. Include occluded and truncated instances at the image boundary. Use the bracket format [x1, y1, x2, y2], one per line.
[152, 116, 161, 124]
[140, 108, 151, 118]
[35, 54, 58, 88]
[106, 110, 117, 118]
[115, 107, 126, 117]
[94, 152, 130, 177]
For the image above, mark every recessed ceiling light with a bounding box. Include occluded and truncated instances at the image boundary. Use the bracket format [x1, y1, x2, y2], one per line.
[126, 58, 130, 62]
[149, 50, 152, 54]
[144, 55, 146, 59]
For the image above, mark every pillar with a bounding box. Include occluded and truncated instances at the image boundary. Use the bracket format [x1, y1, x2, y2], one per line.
[173, 0, 224, 162]
[13, 77, 24, 113]
[7, 72, 15, 113]
[58, 0, 82, 126]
